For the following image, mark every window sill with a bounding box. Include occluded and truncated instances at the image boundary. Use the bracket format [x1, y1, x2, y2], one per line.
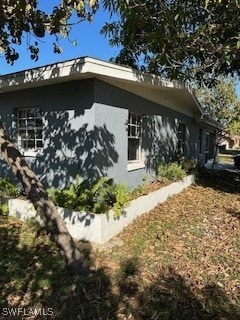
[21, 150, 43, 157]
[127, 162, 145, 172]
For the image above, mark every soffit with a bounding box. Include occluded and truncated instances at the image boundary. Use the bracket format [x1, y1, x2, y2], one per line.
[0, 57, 203, 118]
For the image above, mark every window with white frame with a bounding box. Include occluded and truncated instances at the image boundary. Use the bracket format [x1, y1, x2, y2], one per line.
[17, 107, 43, 151]
[128, 112, 142, 162]
[177, 122, 186, 155]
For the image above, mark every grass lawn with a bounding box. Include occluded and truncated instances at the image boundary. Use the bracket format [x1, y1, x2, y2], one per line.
[0, 169, 239, 319]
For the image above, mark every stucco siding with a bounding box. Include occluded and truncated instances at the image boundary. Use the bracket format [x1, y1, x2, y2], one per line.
[94, 79, 200, 187]
[0, 77, 202, 189]
[0, 79, 97, 188]
[94, 102, 127, 182]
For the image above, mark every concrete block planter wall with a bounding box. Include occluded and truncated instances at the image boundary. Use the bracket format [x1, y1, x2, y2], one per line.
[8, 175, 195, 244]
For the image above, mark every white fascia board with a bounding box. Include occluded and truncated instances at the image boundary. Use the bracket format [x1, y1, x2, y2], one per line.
[0, 56, 203, 117]
[85, 57, 185, 90]
[0, 57, 86, 91]
[0, 56, 183, 91]
[84, 58, 203, 116]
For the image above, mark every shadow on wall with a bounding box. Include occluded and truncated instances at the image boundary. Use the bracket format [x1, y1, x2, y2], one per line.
[0, 60, 119, 189]
[143, 114, 193, 175]
[32, 110, 119, 188]
[30, 60, 119, 188]
[143, 115, 177, 174]
[0, 59, 197, 189]
[0, 110, 118, 190]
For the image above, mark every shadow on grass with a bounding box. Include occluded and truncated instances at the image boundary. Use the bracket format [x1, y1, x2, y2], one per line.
[196, 168, 240, 194]
[226, 208, 240, 221]
[0, 216, 239, 320]
[115, 259, 240, 320]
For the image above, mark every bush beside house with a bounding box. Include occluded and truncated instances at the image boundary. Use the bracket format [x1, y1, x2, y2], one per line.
[1, 164, 195, 244]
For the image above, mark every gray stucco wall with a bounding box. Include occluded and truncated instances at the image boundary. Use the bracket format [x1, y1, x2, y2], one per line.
[0, 79, 115, 188]
[0, 77, 204, 189]
[94, 79, 201, 187]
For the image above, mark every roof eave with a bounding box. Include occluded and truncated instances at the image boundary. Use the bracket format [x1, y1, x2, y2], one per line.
[0, 56, 203, 117]
[195, 115, 224, 131]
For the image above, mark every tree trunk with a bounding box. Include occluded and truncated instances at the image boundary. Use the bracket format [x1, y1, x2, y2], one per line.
[0, 122, 87, 275]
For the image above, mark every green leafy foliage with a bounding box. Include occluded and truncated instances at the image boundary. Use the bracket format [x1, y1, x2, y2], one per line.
[112, 183, 130, 218]
[130, 175, 148, 198]
[0, 0, 99, 64]
[102, 0, 240, 83]
[0, 171, 239, 319]
[0, 178, 20, 216]
[194, 77, 240, 134]
[48, 176, 130, 217]
[157, 162, 186, 182]
[180, 159, 198, 173]
[0, 200, 8, 216]
[0, 177, 20, 197]
[172, 153, 198, 174]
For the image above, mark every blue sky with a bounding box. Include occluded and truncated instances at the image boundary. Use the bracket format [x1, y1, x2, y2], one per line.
[1, 1, 240, 97]
[0, 2, 116, 75]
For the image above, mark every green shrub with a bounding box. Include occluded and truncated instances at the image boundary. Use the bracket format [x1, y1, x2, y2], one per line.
[0, 178, 20, 216]
[0, 199, 8, 216]
[181, 159, 198, 173]
[0, 177, 20, 197]
[131, 175, 149, 198]
[171, 152, 198, 173]
[112, 183, 130, 219]
[171, 152, 184, 164]
[48, 176, 130, 218]
[157, 162, 186, 182]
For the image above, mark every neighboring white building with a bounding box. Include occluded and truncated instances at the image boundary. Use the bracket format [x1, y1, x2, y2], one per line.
[220, 135, 240, 150]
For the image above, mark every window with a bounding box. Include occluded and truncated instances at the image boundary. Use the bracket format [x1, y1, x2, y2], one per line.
[128, 112, 142, 162]
[177, 122, 186, 155]
[17, 107, 43, 151]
